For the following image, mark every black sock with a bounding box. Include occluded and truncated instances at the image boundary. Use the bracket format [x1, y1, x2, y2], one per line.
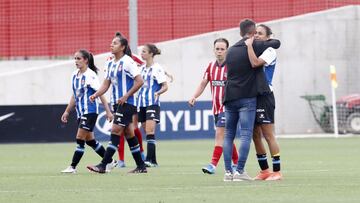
[71, 139, 85, 168]
[256, 154, 269, 171]
[272, 155, 281, 172]
[86, 139, 105, 158]
[146, 134, 156, 163]
[101, 134, 119, 166]
[127, 136, 145, 167]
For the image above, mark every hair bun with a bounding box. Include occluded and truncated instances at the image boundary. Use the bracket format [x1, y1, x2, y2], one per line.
[115, 32, 122, 37]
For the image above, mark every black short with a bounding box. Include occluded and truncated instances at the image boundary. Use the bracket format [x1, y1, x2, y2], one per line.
[138, 105, 160, 123]
[113, 104, 137, 115]
[256, 92, 275, 124]
[113, 103, 137, 126]
[77, 113, 98, 132]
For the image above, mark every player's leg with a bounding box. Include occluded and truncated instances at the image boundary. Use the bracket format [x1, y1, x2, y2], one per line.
[124, 123, 147, 173]
[87, 124, 124, 173]
[85, 131, 117, 172]
[133, 114, 145, 160]
[87, 107, 126, 173]
[143, 105, 160, 167]
[82, 113, 105, 158]
[121, 104, 146, 173]
[62, 113, 95, 173]
[117, 135, 126, 167]
[257, 93, 281, 180]
[213, 127, 224, 165]
[202, 113, 224, 174]
[253, 124, 271, 180]
[61, 128, 87, 173]
[202, 126, 224, 174]
[113, 104, 126, 167]
[144, 120, 157, 166]
[85, 132, 105, 158]
[261, 123, 282, 180]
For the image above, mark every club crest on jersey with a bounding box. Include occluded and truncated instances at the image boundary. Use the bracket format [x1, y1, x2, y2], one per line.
[81, 79, 85, 86]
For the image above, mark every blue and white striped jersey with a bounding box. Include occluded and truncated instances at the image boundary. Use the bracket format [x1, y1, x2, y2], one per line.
[105, 54, 140, 106]
[259, 47, 277, 91]
[71, 68, 100, 118]
[137, 63, 167, 107]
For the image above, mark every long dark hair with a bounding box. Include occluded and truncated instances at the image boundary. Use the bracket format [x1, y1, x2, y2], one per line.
[78, 49, 98, 74]
[114, 32, 132, 57]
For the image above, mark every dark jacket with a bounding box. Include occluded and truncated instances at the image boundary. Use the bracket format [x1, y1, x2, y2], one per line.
[223, 38, 280, 104]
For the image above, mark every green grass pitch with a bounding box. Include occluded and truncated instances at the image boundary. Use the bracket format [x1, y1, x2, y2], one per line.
[1, 137, 360, 203]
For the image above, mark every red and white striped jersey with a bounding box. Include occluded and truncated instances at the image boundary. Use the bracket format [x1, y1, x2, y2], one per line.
[131, 54, 145, 66]
[203, 61, 227, 115]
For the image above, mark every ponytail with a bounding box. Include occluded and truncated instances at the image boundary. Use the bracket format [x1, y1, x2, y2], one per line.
[124, 45, 132, 57]
[87, 53, 98, 74]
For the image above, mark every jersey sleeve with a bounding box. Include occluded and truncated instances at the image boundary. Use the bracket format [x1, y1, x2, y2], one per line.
[88, 72, 100, 91]
[125, 58, 140, 78]
[203, 63, 211, 80]
[104, 61, 111, 80]
[154, 65, 167, 84]
[259, 47, 277, 65]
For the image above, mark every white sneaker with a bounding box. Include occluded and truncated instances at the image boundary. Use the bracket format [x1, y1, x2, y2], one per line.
[233, 171, 253, 181]
[61, 166, 76, 174]
[144, 161, 158, 167]
[106, 160, 118, 172]
[223, 171, 233, 182]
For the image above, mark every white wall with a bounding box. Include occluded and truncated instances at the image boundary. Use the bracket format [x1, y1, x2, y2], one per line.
[1, 5, 359, 134]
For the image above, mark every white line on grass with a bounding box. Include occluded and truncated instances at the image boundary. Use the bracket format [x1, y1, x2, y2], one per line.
[277, 134, 358, 138]
[290, 169, 330, 173]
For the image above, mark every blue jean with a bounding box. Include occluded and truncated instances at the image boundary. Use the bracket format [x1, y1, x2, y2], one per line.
[223, 97, 257, 172]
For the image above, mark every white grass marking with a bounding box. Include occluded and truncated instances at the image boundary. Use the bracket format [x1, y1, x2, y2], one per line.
[277, 134, 358, 139]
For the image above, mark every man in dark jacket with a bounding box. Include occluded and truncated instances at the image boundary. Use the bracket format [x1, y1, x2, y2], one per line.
[223, 19, 280, 182]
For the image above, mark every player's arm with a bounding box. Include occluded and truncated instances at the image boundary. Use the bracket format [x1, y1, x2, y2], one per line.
[245, 37, 266, 68]
[118, 75, 144, 105]
[160, 65, 174, 83]
[89, 79, 111, 102]
[61, 95, 76, 123]
[165, 71, 174, 83]
[154, 82, 168, 101]
[253, 39, 280, 55]
[99, 95, 113, 121]
[188, 78, 209, 107]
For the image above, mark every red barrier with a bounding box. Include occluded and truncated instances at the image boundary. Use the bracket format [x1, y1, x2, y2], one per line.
[0, 0, 359, 57]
